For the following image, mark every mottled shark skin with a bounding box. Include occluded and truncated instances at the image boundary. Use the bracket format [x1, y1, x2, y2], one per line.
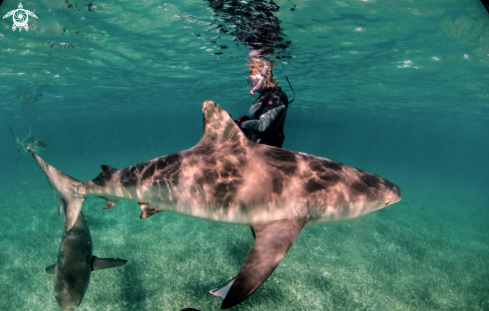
[45, 195, 127, 311]
[9, 126, 47, 161]
[29, 100, 401, 309]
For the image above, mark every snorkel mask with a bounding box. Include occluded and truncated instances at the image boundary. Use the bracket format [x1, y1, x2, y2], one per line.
[247, 61, 269, 95]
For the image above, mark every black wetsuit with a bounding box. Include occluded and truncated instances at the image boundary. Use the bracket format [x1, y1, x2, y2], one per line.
[239, 86, 289, 148]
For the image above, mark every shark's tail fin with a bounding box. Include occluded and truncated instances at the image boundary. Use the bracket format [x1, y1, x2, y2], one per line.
[27, 148, 86, 231]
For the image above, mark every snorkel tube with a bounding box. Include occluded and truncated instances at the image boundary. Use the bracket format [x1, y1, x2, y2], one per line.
[250, 62, 269, 95]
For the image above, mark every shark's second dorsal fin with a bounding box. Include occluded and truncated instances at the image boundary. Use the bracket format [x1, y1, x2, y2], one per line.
[101, 165, 115, 174]
[198, 100, 250, 146]
[96, 165, 116, 179]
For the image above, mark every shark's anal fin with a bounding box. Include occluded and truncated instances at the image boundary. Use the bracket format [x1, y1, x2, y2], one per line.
[103, 200, 117, 210]
[45, 264, 56, 274]
[90, 256, 127, 271]
[221, 218, 306, 309]
[139, 203, 162, 219]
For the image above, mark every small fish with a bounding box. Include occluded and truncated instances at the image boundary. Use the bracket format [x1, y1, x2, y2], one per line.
[9, 126, 47, 161]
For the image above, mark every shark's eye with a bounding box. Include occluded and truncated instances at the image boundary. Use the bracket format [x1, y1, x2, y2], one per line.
[384, 199, 391, 206]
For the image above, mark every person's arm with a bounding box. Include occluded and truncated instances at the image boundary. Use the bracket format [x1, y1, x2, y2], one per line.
[240, 105, 286, 133]
[248, 101, 262, 119]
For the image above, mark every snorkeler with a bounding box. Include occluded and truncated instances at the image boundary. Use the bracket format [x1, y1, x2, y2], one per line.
[208, 58, 291, 300]
[235, 57, 289, 148]
[206, 0, 293, 301]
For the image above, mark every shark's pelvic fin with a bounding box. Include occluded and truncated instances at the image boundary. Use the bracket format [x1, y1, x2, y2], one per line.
[27, 148, 86, 231]
[90, 256, 127, 271]
[197, 100, 250, 146]
[221, 218, 306, 309]
[139, 203, 162, 219]
[45, 264, 56, 274]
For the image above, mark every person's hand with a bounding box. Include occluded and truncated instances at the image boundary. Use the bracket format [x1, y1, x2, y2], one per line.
[236, 115, 250, 125]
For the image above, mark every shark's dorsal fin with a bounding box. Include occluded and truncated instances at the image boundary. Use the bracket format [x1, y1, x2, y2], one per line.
[95, 165, 116, 180]
[197, 100, 250, 146]
[101, 165, 115, 175]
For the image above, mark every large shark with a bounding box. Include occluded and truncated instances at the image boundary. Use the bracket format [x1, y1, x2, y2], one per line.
[29, 100, 401, 309]
[46, 191, 127, 311]
[9, 126, 47, 161]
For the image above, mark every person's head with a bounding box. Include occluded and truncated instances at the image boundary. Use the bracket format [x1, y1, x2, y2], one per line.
[247, 58, 276, 95]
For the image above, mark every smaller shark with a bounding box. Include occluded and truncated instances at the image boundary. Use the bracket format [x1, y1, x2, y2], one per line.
[9, 126, 47, 161]
[46, 190, 127, 311]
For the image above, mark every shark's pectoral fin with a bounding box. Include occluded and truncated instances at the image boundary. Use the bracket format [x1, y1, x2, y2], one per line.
[139, 203, 162, 219]
[221, 218, 306, 309]
[103, 200, 118, 210]
[45, 264, 56, 274]
[90, 256, 127, 271]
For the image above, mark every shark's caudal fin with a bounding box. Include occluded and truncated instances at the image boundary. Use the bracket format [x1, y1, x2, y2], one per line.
[197, 100, 250, 146]
[28, 148, 86, 231]
[221, 218, 306, 309]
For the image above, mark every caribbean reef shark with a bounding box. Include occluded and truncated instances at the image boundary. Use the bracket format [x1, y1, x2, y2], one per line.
[9, 126, 47, 161]
[29, 100, 401, 309]
[46, 190, 127, 311]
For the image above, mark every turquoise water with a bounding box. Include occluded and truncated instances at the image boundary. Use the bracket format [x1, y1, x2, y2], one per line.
[1, 0, 488, 310]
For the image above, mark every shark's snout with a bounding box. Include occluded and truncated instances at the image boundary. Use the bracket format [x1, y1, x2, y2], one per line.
[385, 184, 401, 206]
